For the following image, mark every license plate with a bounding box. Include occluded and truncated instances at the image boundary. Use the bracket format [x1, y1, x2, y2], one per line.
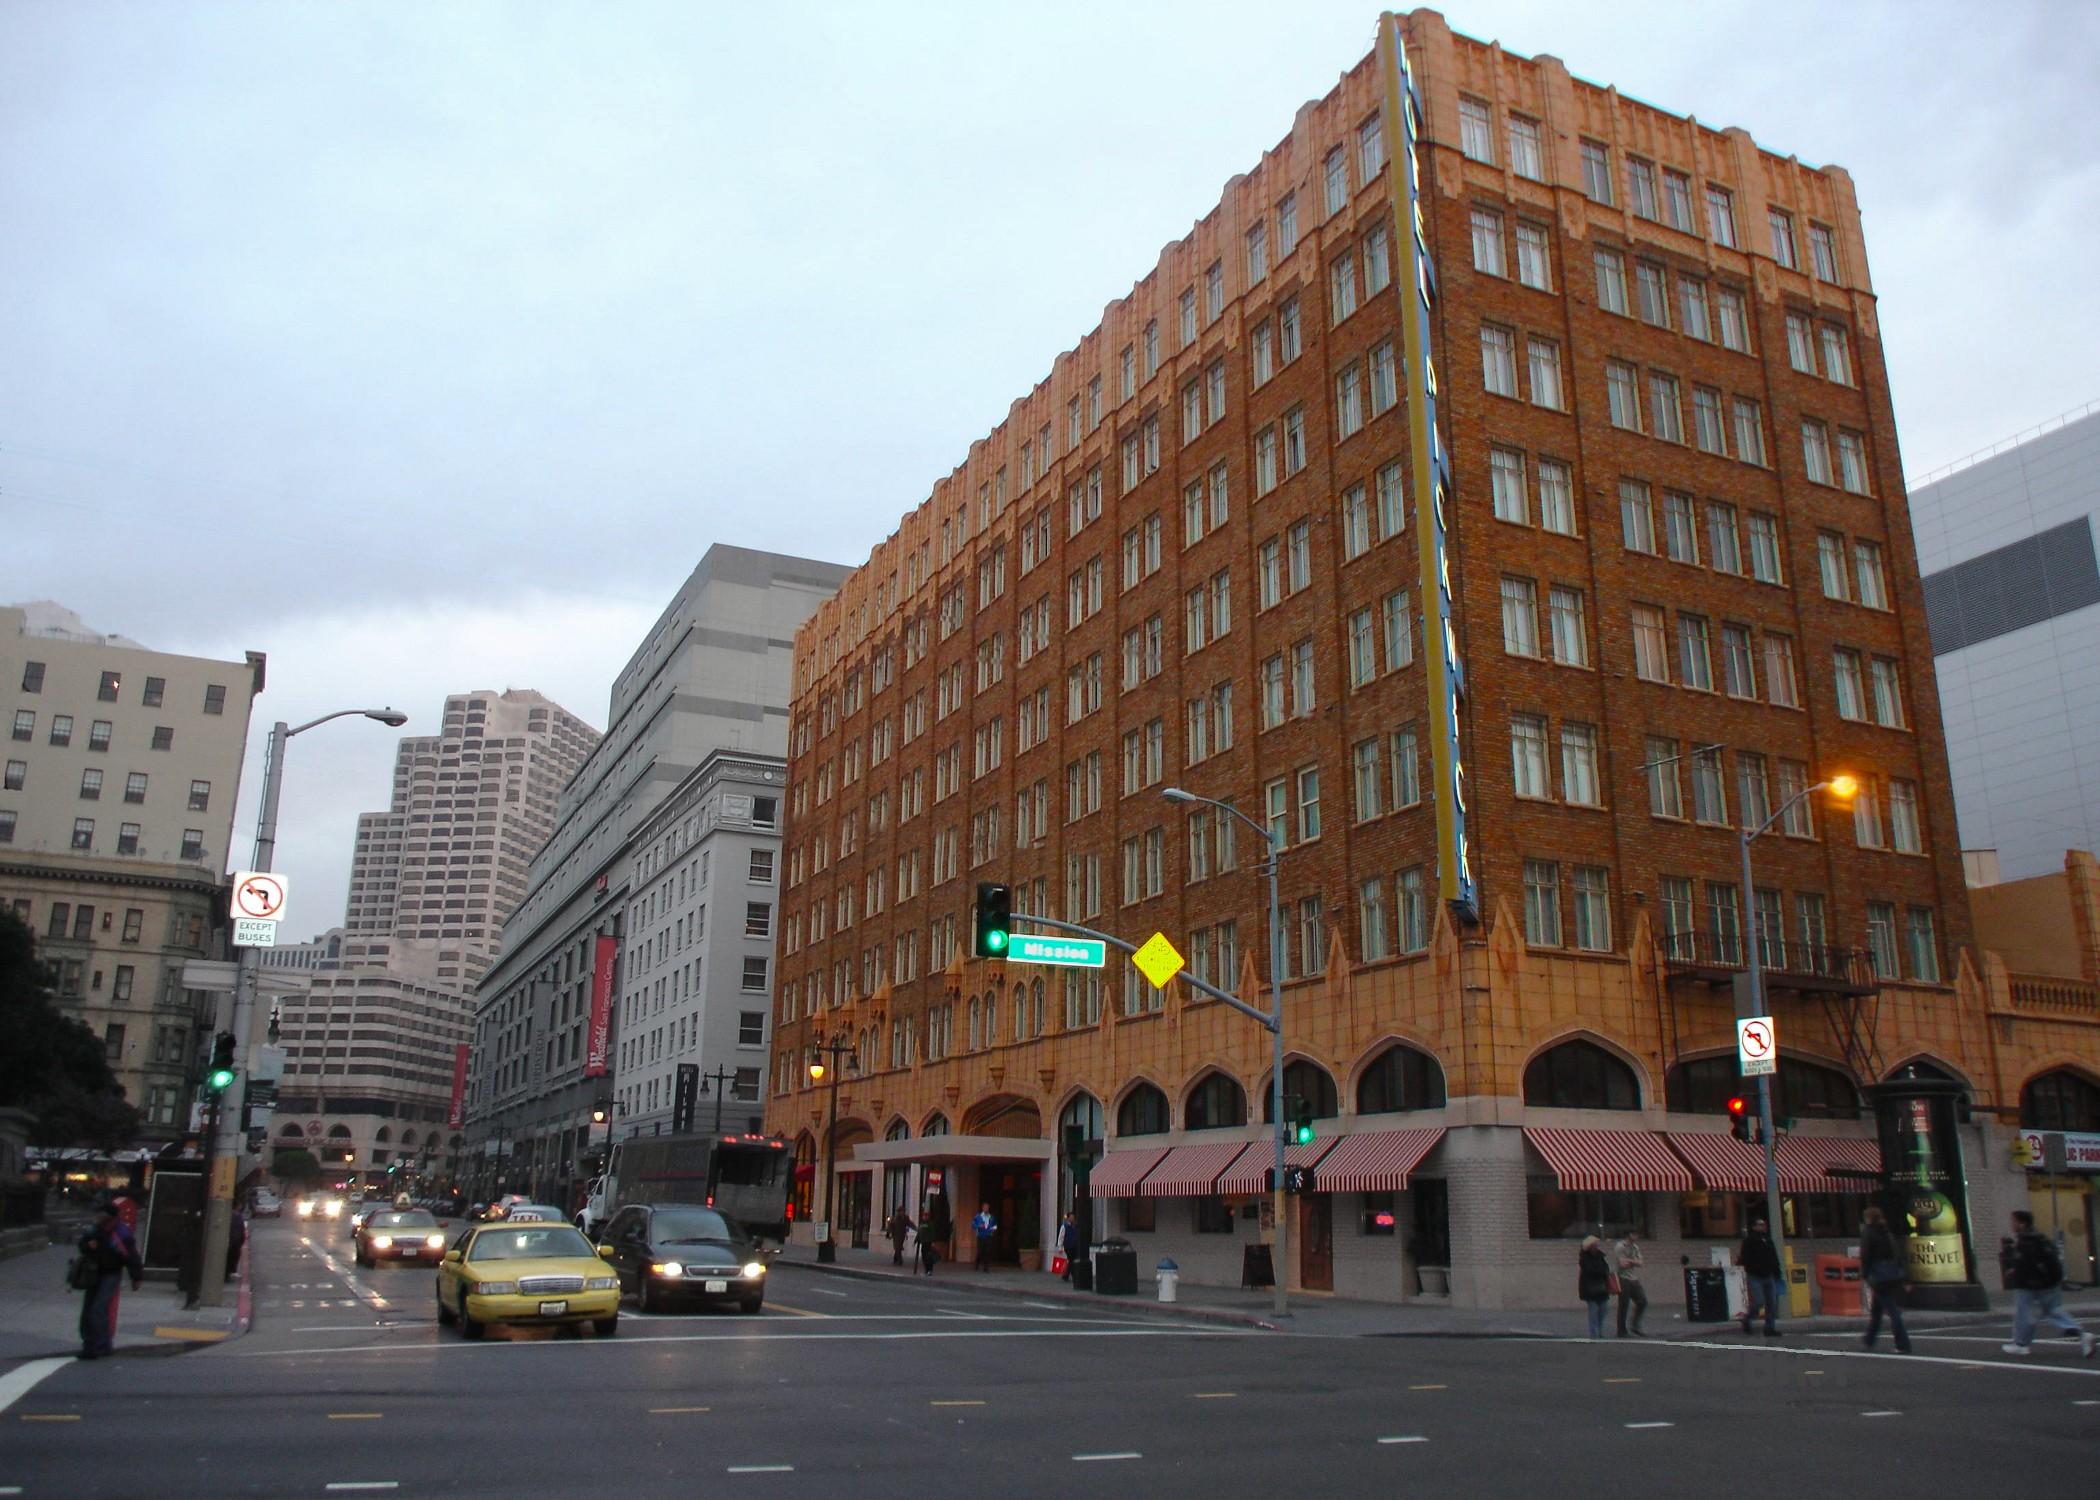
[538, 1299, 568, 1316]
[704, 1279, 728, 1294]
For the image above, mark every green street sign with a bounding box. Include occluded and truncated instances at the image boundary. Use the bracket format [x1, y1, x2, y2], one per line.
[1008, 935, 1107, 969]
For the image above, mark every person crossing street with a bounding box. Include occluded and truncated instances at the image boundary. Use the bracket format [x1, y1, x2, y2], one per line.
[2003, 1209, 2097, 1358]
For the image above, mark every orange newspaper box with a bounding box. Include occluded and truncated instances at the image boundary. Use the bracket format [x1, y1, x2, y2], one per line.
[1816, 1253, 1864, 1316]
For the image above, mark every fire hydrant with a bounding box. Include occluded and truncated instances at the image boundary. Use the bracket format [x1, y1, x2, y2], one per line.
[1157, 1257, 1180, 1303]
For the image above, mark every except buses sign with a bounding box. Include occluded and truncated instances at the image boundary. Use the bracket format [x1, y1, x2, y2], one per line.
[1008, 935, 1107, 969]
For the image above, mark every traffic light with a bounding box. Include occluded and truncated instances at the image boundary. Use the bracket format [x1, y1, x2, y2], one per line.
[1289, 1094, 1316, 1146]
[973, 882, 1012, 959]
[1727, 1095, 1755, 1143]
[205, 1033, 236, 1093]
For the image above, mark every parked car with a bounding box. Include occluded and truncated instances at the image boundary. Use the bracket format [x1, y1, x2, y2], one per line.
[598, 1203, 767, 1314]
[252, 1188, 282, 1218]
[435, 1221, 620, 1339]
[354, 1208, 448, 1268]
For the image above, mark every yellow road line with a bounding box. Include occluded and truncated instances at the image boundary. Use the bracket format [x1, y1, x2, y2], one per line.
[153, 1327, 229, 1343]
[931, 1400, 986, 1407]
[1603, 1377, 1641, 1385]
[1192, 1392, 1238, 1399]
[649, 1407, 711, 1415]
[327, 1413, 384, 1421]
[763, 1301, 824, 1319]
[1408, 1383, 1447, 1391]
[20, 1414, 80, 1422]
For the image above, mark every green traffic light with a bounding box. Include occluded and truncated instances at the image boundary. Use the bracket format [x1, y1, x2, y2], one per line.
[207, 1068, 235, 1092]
[1293, 1123, 1315, 1146]
[987, 930, 1007, 952]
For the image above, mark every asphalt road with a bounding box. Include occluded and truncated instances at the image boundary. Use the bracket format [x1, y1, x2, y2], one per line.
[2, 1219, 2094, 1498]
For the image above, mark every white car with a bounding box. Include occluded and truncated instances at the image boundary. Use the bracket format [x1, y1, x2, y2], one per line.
[252, 1189, 282, 1218]
[296, 1193, 346, 1221]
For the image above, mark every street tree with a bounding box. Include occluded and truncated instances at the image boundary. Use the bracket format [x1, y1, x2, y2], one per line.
[0, 908, 142, 1148]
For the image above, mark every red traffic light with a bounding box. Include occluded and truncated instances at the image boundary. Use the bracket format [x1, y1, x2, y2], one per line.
[1726, 1096, 1749, 1118]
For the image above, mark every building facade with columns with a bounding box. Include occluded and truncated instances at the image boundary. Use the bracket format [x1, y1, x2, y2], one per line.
[762, 12, 2083, 1307]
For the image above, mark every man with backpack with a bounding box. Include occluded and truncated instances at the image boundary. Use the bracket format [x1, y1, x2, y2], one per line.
[2004, 1208, 2096, 1357]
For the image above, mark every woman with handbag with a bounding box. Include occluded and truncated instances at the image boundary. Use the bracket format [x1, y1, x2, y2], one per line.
[1860, 1204, 1912, 1353]
[1578, 1235, 1614, 1339]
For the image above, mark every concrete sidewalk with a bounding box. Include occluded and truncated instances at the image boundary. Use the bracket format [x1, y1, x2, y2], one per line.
[0, 1226, 248, 1364]
[775, 1239, 2100, 1343]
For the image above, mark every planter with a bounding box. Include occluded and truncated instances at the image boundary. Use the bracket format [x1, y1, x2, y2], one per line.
[1416, 1265, 1450, 1296]
[1019, 1249, 1043, 1273]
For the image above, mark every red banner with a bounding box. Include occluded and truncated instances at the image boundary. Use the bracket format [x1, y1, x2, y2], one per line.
[585, 935, 617, 1077]
[447, 1044, 470, 1128]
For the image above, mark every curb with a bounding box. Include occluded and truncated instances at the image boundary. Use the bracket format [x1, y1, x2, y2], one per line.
[776, 1257, 1283, 1332]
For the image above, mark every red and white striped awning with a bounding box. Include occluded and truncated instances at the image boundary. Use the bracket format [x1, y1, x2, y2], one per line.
[1215, 1140, 1335, 1196]
[1777, 1135, 1881, 1195]
[1666, 1132, 1767, 1192]
[1668, 1132, 1882, 1194]
[1309, 1128, 1447, 1194]
[1085, 1147, 1169, 1199]
[1141, 1141, 1257, 1197]
[1524, 1127, 1693, 1193]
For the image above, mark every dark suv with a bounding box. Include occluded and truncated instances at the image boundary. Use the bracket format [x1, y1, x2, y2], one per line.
[599, 1204, 767, 1314]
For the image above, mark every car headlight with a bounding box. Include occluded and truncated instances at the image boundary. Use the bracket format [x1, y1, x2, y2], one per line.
[470, 1281, 518, 1296]
[425, 1234, 445, 1249]
[298, 1202, 315, 1217]
[324, 1202, 343, 1218]
[371, 1235, 393, 1250]
[586, 1277, 617, 1291]
[650, 1261, 684, 1277]
[742, 1262, 766, 1279]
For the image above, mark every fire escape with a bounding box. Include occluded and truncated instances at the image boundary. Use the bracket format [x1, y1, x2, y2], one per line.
[1662, 931, 1885, 1083]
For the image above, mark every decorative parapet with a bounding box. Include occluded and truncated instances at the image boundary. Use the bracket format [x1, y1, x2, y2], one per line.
[2004, 973, 2100, 1017]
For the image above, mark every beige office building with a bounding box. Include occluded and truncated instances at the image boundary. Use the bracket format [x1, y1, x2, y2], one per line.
[273, 691, 598, 1188]
[0, 602, 264, 1143]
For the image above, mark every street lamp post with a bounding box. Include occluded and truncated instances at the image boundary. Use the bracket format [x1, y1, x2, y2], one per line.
[195, 707, 406, 1308]
[807, 1036, 855, 1265]
[697, 1065, 736, 1134]
[1737, 772, 1858, 1288]
[1163, 786, 1290, 1320]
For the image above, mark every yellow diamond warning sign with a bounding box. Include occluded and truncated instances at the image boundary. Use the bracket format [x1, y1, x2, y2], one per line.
[1132, 932, 1185, 991]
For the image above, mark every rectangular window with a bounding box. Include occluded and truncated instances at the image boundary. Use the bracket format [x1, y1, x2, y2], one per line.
[20, 661, 43, 693]
[1732, 399, 1765, 464]
[1179, 288, 1197, 346]
[1679, 277, 1711, 341]
[1282, 407, 1306, 475]
[1747, 513, 1783, 584]
[1594, 248, 1627, 315]
[1368, 339, 1397, 414]
[141, 676, 164, 707]
[1769, 208, 1797, 269]
[1398, 868, 1427, 952]
[1778, 760, 1814, 838]
[1515, 222, 1551, 290]
[1471, 208, 1505, 277]
[1890, 779, 1923, 854]
[1717, 289, 1751, 353]
[1765, 634, 1800, 708]
[741, 956, 770, 992]
[1507, 115, 1543, 180]
[1869, 657, 1906, 728]
[1335, 364, 1364, 439]
[1707, 501, 1742, 574]
[1906, 908, 1940, 982]
[1663, 492, 1700, 564]
[1802, 420, 1834, 484]
[1364, 224, 1390, 295]
[1692, 386, 1727, 454]
[1251, 323, 1274, 387]
[11, 710, 32, 742]
[1481, 325, 1517, 396]
[1635, 261, 1670, 326]
[1383, 588, 1414, 671]
[1490, 447, 1528, 523]
[1837, 431, 1872, 495]
[1606, 362, 1641, 430]
[1854, 541, 1889, 608]
[1390, 726, 1421, 809]
[1279, 297, 1300, 361]
[117, 822, 139, 854]
[1561, 722, 1600, 806]
[1573, 866, 1611, 952]
[1348, 609, 1377, 688]
[1833, 649, 1866, 720]
[73, 817, 95, 850]
[1705, 183, 1737, 246]
[1786, 312, 1817, 373]
[187, 779, 211, 811]
[1359, 878, 1389, 961]
[1809, 223, 1841, 283]
[1324, 145, 1348, 215]
[1625, 157, 1658, 219]
[98, 670, 121, 702]
[1690, 746, 1728, 826]
[1661, 169, 1694, 232]
[1866, 901, 1899, 979]
[1501, 577, 1539, 656]
[1523, 860, 1562, 946]
[1736, 750, 1771, 829]
[1376, 461, 1405, 540]
[1527, 338, 1563, 409]
[1649, 371, 1683, 443]
[1203, 261, 1223, 324]
[149, 726, 170, 751]
[1538, 460, 1575, 535]
[1459, 97, 1494, 162]
[1632, 605, 1670, 682]
[1245, 221, 1267, 284]
[1511, 714, 1550, 798]
[1620, 480, 1655, 553]
[3, 760, 22, 791]
[1254, 428, 1278, 495]
[1818, 532, 1851, 599]
[1358, 112, 1384, 181]
[1678, 614, 1713, 691]
[1720, 623, 1757, 699]
[1353, 737, 1383, 820]
[1580, 139, 1613, 203]
[1820, 324, 1853, 385]
[1547, 586, 1587, 666]
[1645, 736, 1683, 819]
[1277, 192, 1297, 255]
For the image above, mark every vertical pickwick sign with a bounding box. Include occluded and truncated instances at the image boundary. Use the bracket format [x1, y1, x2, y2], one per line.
[1869, 1076, 1988, 1310]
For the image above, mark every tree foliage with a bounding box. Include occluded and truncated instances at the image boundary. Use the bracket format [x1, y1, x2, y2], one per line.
[0, 908, 142, 1149]
[271, 1146, 322, 1185]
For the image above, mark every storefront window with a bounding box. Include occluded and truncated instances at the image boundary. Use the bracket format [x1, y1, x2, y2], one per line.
[1121, 1197, 1156, 1232]
[1361, 1190, 1398, 1235]
[1680, 1192, 1870, 1239]
[1526, 1177, 1647, 1238]
[1195, 1196, 1235, 1233]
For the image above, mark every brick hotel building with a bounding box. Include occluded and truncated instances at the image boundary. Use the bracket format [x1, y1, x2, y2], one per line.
[764, 10, 2065, 1307]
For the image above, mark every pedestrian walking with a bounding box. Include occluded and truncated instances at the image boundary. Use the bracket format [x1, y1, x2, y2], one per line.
[886, 1207, 915, 1267]
[1056, 1210, 1081, 1282]
[971, 1203, 997, 1272]
[2003, 1209, 2097, 1357]
[74, 1197, 143, 1360]
[1578, 1235, 1614, 1338]
[920, 1197, 949, 1276]
[1859, 1205, 1911, 1354]
[1612, 1228, 1648, 1337]
[1737, 1216, 1783, 1336]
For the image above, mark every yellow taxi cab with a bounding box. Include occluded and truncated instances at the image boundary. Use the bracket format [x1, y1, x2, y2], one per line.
[435, 1221, 621, 1339]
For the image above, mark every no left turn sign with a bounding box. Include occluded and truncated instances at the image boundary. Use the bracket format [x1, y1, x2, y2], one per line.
[1736, 1015, 1777, 1077]
[232, 870, 288, 921]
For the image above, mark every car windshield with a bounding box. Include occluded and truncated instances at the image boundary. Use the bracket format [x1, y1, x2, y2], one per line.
[372, 1211, 437, 1229]
[468, 1227, 593, 1262]
[653, 1208, 736, 1243]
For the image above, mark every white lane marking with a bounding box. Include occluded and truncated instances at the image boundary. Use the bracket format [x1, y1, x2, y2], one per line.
[325, 1485, 399, 1493]
[726, 1465, 794, 1474]
[1821, 1332, 2089, 1350]
[1861, 1410, 1901, 1418]
[1, 1485, 24, 1494]
[0, 1358, 71, 1418]
[1073, 1452, 1141, 1462]
[937, 1308, 990, 1319]
[804, 1287, 849, 1298]
[1624, 1422, 1674, 1430]
[1661, 1339, 2100, 1379]
[1026, 1301, 1066, 1310]
[236, 1325, 1255, 1359]
[1377, 1435, 1428, 1445]
[2074, 1399, 2098, 1406]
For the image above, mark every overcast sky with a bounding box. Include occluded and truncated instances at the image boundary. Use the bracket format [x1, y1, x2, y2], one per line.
[5, 0, 2095, 930]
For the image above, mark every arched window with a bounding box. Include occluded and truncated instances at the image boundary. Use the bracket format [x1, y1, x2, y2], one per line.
[1523, 1039, 1640, 1111]
[922, 1112, 950, 1137]
[1031, 978, 1045, 1037]
[399, 1129, 418, 1148]
[1012, 982, 1029, 1041]
[373, 1127, 392, 1144]
[1185, 1071, 1248, 1130]
[277, 1123, 304, 1139]
[886, 1118, 910, 1142]
[327, 1124, 353, 1139]
[1116, 1083, 1170, 1137]
[1357, 1043, 1448, 1114]
[967, 996, 981, 1051]
[1264, 1060, 1339, 1121]
[1666, 1055, 1860, 1119]
[2023, 1070, 2100, 1133]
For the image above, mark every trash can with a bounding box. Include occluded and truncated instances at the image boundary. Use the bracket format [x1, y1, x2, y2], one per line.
[1091, 1238, 1138, 1296]
[1683, 1265, 1731, 1322]
[1156, 1257, 1180, 1303]
[1815, 1253, 1863, 1316]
